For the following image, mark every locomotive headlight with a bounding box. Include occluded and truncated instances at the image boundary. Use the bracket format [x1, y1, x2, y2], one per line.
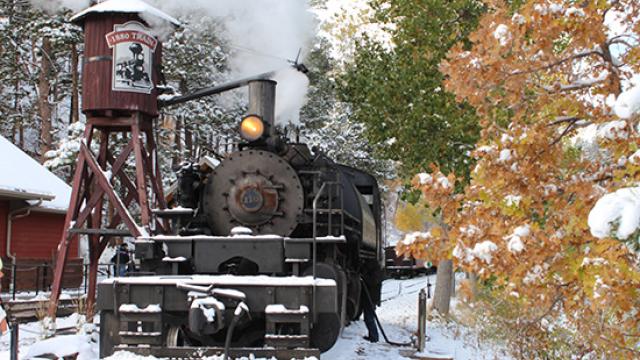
[240, 115, 265, 141]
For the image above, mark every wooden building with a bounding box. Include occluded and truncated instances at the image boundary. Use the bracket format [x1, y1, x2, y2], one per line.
[0, 136, 82, 293]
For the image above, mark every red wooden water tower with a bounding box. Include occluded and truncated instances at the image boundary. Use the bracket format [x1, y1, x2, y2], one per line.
[48, 0, 180, 318]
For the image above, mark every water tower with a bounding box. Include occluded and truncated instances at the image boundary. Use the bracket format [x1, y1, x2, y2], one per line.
[48, 0, 180, 318]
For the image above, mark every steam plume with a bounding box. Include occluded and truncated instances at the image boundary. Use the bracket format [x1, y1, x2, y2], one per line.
[154, 0, 316, 125]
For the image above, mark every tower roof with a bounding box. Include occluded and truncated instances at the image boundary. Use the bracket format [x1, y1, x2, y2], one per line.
[70, 0, 181, 27]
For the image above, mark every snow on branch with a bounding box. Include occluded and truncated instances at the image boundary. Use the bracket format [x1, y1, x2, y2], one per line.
[614, 84, 640, 119]
[588, 187, 640, 240]
[541, 74, 609, 93]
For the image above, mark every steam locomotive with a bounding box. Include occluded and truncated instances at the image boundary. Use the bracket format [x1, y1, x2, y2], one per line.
[97, 78, 384, 358]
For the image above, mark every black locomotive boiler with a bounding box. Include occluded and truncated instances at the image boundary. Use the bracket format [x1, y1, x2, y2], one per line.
[97, 77, 384, 358]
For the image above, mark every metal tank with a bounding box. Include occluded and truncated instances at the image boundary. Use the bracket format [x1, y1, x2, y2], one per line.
[70, 5, 179, 116]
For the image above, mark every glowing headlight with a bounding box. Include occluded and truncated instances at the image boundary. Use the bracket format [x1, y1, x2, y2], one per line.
[240, 115, 265, 141]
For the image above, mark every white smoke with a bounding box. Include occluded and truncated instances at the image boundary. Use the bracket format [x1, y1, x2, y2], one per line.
[272, 69, 310, 124]
[29, 0, 90, 13]
[154, 0, 316, 125]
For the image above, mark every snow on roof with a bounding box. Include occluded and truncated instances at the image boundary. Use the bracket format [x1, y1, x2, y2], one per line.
[70, 0, 181, 27]
[0, 136, 71, 213]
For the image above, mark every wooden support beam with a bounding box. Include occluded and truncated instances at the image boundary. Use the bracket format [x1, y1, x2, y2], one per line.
[131, 116, 151, 226]
[138, 137, 166, 232]
[143, 127, 167, 209]
[89, 117, 136, 127]
[48, 124, 94, 318]
[50, 113, 165, 321]
[106, 144, 138, 206]
[68, 228, 133, 236]
[86, 132, 108, 319]
[80, 142, 141, 237]
[74, 140, 135, 230]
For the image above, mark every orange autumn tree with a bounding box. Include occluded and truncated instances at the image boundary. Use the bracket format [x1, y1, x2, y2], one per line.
[398, 0, 640, 358]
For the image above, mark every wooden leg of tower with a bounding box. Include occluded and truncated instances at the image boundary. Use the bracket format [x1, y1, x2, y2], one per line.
[48, 231, 73, 318]
[48, 124, 94, 318]
[86, 236, 100, 321]
[84, 131, 108, 320]
[143, 126, 167, 232]
[139, 137, 164, 232]
[132, 115, 150, 227]
[145, 126, 166, 206]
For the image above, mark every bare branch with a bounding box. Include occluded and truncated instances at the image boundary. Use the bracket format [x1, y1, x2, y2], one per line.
[547, 116, 581, 127]
[550, 120, 580, 146]
[508, 50, 604, 77]
[542, 77, 607, 93]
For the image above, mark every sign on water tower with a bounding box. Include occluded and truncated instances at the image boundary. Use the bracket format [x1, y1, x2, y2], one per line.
[106, 21, 158, 94]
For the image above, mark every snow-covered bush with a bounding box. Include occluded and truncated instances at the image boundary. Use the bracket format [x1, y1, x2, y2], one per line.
[44, 121, 85, 172]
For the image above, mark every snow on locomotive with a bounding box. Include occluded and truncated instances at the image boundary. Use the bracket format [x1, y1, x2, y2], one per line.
[98, 79, 384, 358]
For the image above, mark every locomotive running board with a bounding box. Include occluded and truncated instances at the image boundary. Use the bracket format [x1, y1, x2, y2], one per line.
[114, 346, 321, 359]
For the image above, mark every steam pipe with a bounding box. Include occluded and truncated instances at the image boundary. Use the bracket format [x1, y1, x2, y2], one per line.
[248, 80, 277, 137]
[158, 71, 276, 107]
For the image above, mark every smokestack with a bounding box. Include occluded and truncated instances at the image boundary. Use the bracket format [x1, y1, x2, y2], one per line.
[248, 80, 277, 137]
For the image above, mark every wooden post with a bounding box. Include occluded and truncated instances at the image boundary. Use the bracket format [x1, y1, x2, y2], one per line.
[417, 289, 427, 352]
[10, 319, 18, 360]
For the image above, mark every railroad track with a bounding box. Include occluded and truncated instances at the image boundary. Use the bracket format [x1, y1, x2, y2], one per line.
[381, 276, 432, 303]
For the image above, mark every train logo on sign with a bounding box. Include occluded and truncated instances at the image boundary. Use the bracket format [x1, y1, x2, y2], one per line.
[106, 21, 157, 94]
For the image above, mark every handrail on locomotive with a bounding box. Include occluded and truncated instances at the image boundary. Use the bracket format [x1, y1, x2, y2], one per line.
[311, 177, 345, 323]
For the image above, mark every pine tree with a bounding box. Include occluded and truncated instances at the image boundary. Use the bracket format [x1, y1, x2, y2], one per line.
[339, 0, 484, 178]
[300, 39, 395, 180]
[0, 1, 81, 162]
[340, 0, 484, 316]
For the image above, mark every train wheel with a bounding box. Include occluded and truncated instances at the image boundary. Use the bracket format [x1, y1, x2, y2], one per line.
[347, 273, 361, 321]
[99, 311, 119, 358]
[303, 262, 346, 316]
[166, 326, 188, 347]
[310, 313, 341, 352]
[303, 262, 344, 351]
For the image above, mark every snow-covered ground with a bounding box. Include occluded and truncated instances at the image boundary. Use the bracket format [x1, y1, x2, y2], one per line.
[1, 276, 509, 359]
[326, 276, 509, 360]
[0, 313, 97, 359]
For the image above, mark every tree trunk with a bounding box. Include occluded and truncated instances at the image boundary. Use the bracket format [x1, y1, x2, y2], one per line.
[173, 117, 183, 168]
[38, 37, 53, 162]
[433, 259, 453, 316]
[11, 1, 20, 147]
[468, 272, 478, 299]
[184, 123, 193, 160]
[19, 123, 23, 149]
[178, 79, 193, 160]
[70, 42, 80, 123]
